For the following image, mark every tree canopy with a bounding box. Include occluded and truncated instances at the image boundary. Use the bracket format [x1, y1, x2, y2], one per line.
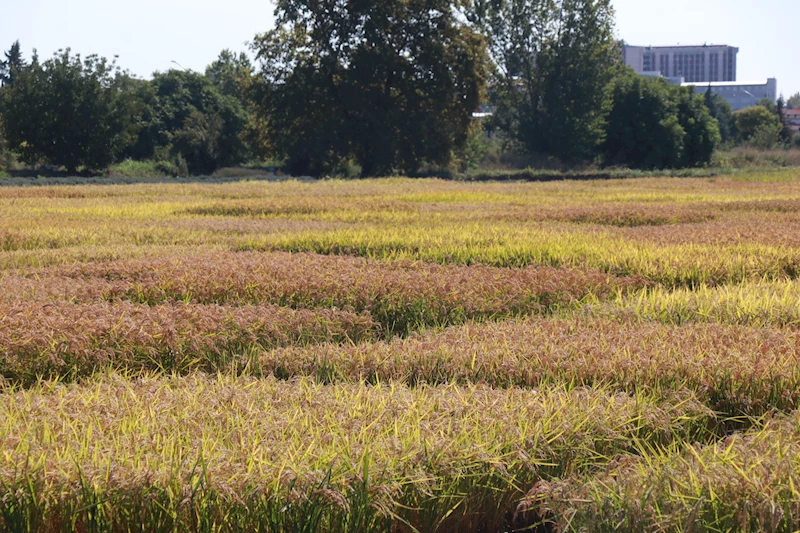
[735, 105, 782, 148]
[473, 0, 620, 162]
[0, 49, 140, 172]
[127, 69, 249, 174]
[250, 0, 489, 177]
[601, 72, 720, 169]
[0, 41, 25, 86]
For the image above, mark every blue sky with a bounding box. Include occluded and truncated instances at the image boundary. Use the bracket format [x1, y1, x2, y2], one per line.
[2, 0, 798, 97]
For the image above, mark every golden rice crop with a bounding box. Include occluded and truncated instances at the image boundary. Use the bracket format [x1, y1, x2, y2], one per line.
[525, 412, 800, 532]
[9, 251, 643, 335]
[258, 316, 800, 415]
[604, 279, 800, 328]
[2, 175, 800, 286]
[2, 173, 800, 530]
[0, 373, 713, 533]
[0, 301, 375, 385]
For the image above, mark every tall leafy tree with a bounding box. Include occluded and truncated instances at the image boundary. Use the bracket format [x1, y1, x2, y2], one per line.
[127, 69, 248, 174]
[0, 49, 140, 172]
[735, 105, 782, 148]
[776, 95, 793, 143]
[787, 92, 800, 110]
[205, 50, 253, 101]
[0, 41, 25, 86]
[675, 86, 721, 168]
[251, 0, 489, 177]
[601, 72, 719, 169]
[473, 0, 620, 162]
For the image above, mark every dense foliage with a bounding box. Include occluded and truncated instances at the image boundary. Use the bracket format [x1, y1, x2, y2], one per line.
[735, 105, 783, 148]
[602, 72, 720, 169]
[249, 0, 489, 177]
[475, 0, 620, 162]
[0, 49, 140, 172]
[127, 68, 249, 174]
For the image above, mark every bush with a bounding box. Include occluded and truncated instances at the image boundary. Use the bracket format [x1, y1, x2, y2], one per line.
[735, 106, 782, 147]
[107, 159, 183, 178]
[748, 121, 784, 149]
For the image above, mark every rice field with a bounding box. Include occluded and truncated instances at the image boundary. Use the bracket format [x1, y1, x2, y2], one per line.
[2, 170, 800, 531]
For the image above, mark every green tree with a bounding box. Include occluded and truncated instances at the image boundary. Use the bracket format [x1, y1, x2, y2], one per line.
[205, 50, 253, 101]
[787, 92, 800, 110]
[601, 72, 719, 169]
[735, 105, 782, 147]
[0, 41, 25, 86]
[776, 95, 793, 143]
[704, 87, 736, 144]
[675, 86, 720, 167]
[128, 69, 248, 174]
[602, 73, 684, 169]
[0, 49, 140, 172]
[473, 0, 620, 162]
[756, 98, 776, 114]
[251, 0, 488, 177]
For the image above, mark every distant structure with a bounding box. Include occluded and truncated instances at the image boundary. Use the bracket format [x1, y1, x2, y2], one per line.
[683, 79, 778, 111]
[623, 44, 739, 83]
[785, 109, 800, 133]
[623, 43, 777, 111]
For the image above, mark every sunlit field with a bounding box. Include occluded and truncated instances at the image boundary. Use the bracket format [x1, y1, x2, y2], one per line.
[3, 170, 800, 531]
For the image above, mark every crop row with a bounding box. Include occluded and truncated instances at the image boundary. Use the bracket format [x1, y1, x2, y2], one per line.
[525, 413, 800, 532]
[256, 316, 800, 416]
[0, 301, 375, 385]
[5, 301, 800, 413]
[0, 373, 713, 533]
[4, 251, 642, 335]
[600, 279, 800, 328]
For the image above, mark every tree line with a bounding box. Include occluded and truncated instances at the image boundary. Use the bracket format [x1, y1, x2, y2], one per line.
[1, 0, 797, 177]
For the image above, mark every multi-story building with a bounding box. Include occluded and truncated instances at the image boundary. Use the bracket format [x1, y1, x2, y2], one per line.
[682, 79, 778, 111]
[785, 109, 800, 133]
[623, 44, 739, 83]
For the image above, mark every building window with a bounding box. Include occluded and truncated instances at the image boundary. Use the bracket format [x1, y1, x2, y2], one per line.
[643, 53, 655, 72]
[709, 53, 719, 82]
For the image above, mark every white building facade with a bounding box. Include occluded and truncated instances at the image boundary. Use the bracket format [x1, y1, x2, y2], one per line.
[623, 44, 739, 83]
[683, 79, 778, 111]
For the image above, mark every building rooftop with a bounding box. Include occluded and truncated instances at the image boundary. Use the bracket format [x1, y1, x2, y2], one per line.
[631, 44, 737, 50]
[681, 80, 775, 87]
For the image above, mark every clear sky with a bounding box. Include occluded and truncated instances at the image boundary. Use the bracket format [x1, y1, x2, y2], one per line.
[2, 0, 798, 97]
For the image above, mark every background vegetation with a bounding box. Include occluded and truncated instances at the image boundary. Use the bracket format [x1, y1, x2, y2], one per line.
[1, 0, 799, 178]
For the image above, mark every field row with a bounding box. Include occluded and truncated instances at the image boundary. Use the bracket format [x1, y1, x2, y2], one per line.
[1, 251, 641, 334]
[1, 176, 800, 286]
[2, 373, 800, 532]
[0, 374, 714, 533]
[5, 306, 800, 415]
